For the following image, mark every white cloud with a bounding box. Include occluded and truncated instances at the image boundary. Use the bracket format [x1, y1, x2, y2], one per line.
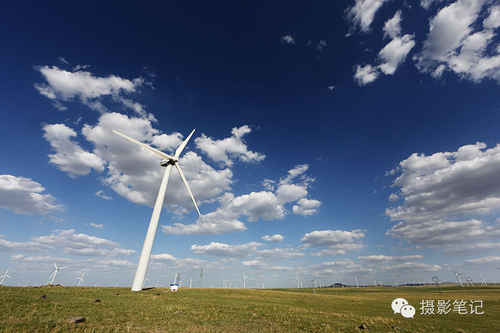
[34, 66, 150, 117]
[354, 64, 380, 85]
[95, 190, 112, 200]
[164, 163, 319, 234]
[317, 40, 327, 52]
[346, 0, 391, 33]
[292, 198, 321, 216]
[353, 10, 415, 85]
[387, 219, 500, 247]
[195, 125, 265, 167]
[191, 241, 264, 258]
[32, 229, 117, 249]
[162, 210, 247, 235]
[387, 143, 500, 222]
[0, 238, 53, 252]
[10, 254, 24, 260]
[43, 123, 105, 178]
[301, 229, 365, 256]
[414, 0, 500, 83]
[484, 5, 500, 29]
[378, 34, 415, 75]
[281, 35, 295, 44]
[94, 259, 134, 267]
[261, 234, 284, 243]
[357, 254, 424, 262]
[383, 10, 402, 39]
[420, 0, 444, 10]
[84, 222, 105, 229]
[0, 174, 62, 215]
[258, 248, 304, 260]
[464, 256, 500, 265]
[150, 253, 177, 261]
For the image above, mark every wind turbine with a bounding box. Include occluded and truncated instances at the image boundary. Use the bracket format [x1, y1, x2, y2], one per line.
[242, 273, 247, 289]
[113, 129, 201, 292]
[480, 272, 487, 286]
[0, 268, 10, 285]
[295, 276, 300, 288]
[355, 277, 359, 288]
[76, 273, 86, 287]
[189, 277, 194, 288]
[48, 262, 67, 285]
[200, 270, 203, 288]
[451, 269, 464, 287]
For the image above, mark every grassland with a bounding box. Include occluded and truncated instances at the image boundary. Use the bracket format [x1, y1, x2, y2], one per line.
[1, 285, 499, 332]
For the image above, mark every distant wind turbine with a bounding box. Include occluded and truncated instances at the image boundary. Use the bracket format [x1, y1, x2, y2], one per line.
[190, 277, 194, 288]
[480, 272, 487, 286]
[113, 129, 201, 292]
[242, 273, 247, 289]
[355, 277, 359, 288]
[76, 272, 86, 287]
[451, 269, 464, 287]
[0, 268, 11, 285]
[48, 262, 67, 285]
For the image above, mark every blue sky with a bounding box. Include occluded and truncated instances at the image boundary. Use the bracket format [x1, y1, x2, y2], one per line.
[1, 0, 500, 288]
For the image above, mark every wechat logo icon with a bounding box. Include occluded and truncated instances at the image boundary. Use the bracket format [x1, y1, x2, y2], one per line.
[392, 298, 415, 318]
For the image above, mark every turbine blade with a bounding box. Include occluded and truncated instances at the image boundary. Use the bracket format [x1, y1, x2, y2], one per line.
[174, 163, 201, 216]
[54, 262, 58, 269]
[175, 129, 195, 158]
[59, 266, 67, 270]
[113, 130, 175, 161]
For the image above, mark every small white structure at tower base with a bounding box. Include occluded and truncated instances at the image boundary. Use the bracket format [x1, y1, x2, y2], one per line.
[169, 283, 179, 292]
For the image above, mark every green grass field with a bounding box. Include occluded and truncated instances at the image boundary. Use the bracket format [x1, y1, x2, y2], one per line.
[1, 285, 499, 332]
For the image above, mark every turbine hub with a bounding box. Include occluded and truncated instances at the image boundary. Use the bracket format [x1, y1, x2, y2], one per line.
[160, 159, 177, 167]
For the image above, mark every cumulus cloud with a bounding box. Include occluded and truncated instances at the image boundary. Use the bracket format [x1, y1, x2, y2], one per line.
[84, 222, 105, 229]
[353, 10, 415, 85]
[195, 126, 265, 167]
[34, 66, 150, 116]
[191, 241, 264, 258]
[150, 253, 177, 261]
[32, 229, 117, 249]
[293, 198, 322, 216]
[163, 164, 319, 234]
[386, 142, 500, 254]
[0, 174, 62, 215]
[358, 254, 424, 262]
[95, 190, 112, 200]
[43, 123, 105, 178]
[378, 34, 416, 75]
[281, 35, 296, 44]
[301, 229, 366, 256]
[346, 0, 391, 33]
[354, 64, 380, 85]
[383, 10, 402, 39]
[415, 0, 500, 83]
[261, 234, 284, 243]
[258, 248, 304, 260]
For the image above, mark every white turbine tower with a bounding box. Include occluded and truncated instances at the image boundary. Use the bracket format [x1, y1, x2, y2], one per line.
[242, 273, 247, 289]
[113, 129, 201, 292]
[190, 277, 194, 288]
[480, 272, 487, 286]
[355, 277, 359, 288]
[451, 269, 464, 287]
[295, 276, 300, 288]
[48, 262, 67, 285]
[76, 273, 86, 287]
[0, 268, 10, 285]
